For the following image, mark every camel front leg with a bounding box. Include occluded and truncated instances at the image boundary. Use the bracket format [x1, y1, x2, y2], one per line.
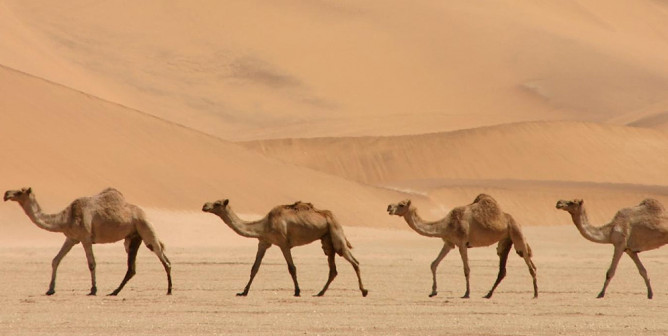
[280, 246, 300, 297]
[109, 236, 142, 296]
[238, 241, 270, 296]
[484, 239, 512, 299]
[598, 245, 625, 298]
[82, 242, 97, 296]
[429, 243, 452, 297]
[627, 251, 653, 299]
[458, 245, 471, 299]
[46, 238, 78, 295]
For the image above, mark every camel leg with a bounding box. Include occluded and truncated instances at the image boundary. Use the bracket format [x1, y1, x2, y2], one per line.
[508, 220, 538, 298]
[81, 242, 97, 296]
[522, 250, 538, 299]
[46, 238, 78, 296]
[484, 239, 513, 299]
[458, 245, 471, 299]
[341, 249, 368, 297]
[155, 250, 172, 295]
[279, 246, 301, 297]
[238, 241, 271, 296]
[598, 245, 625, 298]
[109, 236, 142, 296]
[316, 253, 337, 297]
[627, 251, 653, 299]
[429, 243, 452, 297]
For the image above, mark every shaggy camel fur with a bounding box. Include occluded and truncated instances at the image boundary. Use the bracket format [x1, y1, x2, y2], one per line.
[556, 198, 668, 299]
[4, 187, 172, 296]
[202, 199, 368, 297]
[387, 194, 537, 298]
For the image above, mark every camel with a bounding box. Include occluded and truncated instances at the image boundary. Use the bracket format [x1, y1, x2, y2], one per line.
[387, 194, 538, 298]
[556, 198, 668, 299]
[4, 187, 172, 296]
[202, 199, 368, 297]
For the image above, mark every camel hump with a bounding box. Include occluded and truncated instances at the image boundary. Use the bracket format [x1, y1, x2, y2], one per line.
[471, 194, 503, 222]
[100, 187, 123, 197]
[639, 199, 665, 214]
[472, 193, 494, 204]
[285, 201, 315, 212]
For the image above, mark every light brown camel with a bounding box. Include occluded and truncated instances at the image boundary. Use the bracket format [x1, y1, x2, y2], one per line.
[556, 198, 668, 299]
[4, 187, 172, 296]
[387, 194, 537, 298]
[202, 199, 368, 297]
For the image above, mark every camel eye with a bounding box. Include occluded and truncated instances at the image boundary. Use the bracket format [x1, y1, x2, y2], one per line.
[214, 201, 222, 207]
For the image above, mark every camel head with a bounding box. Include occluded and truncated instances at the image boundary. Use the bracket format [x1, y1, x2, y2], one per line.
[202, 199, 229, 213]
[4, 187, 33, 203]
[387, 199, 412, 216]
[555, 199, 583, 214]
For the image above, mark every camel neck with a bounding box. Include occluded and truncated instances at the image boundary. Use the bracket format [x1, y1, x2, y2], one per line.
[403, 207, 444, 238]
[215, 206, 264, 238]
[19, 198, 63, 233]
[571, 208, 610, 244]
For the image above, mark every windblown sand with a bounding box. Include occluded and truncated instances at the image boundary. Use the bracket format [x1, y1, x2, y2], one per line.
[1, 0, 668, 335]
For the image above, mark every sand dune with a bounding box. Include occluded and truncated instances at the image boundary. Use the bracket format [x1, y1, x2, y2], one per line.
[0, 65, 416, 246]
[241, 122, 668, 186]
[241, 121, 668, 225]
[2, 1, 668, 140]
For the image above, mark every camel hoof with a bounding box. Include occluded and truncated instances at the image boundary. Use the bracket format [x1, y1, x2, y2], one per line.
[461, 294, 470, 299]
[45, 290, 55, 296]
[428, 292, 438, 298]
[596, 293, 605, 299]
[483, 293, 493, 299]
[236, 292, 248, 297]
[362, 289, 368, 297]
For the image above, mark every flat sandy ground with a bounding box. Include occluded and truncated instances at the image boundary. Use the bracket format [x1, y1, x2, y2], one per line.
[2, 224, 667, 336]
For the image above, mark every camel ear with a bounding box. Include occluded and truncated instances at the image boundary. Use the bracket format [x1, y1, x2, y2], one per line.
[23, 187, 32, 194]
[402, 199, 411, 207]
[575, 199, 583, 205]
[223, 199, 229, 206]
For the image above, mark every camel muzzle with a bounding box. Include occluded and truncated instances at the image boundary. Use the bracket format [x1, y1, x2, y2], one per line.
[3, 193, 10, 202]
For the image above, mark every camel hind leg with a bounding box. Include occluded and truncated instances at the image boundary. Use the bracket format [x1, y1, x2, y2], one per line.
[136, 221, 172, 295]
[109, 235, 142, 296]
[484, 238, 513, 299]
[316, 235, 338, 297]
[626, 251, 653, 299]
[324, 216, 368, 297]
[340, 248, 368, 297]
[508, 216, 538, 298]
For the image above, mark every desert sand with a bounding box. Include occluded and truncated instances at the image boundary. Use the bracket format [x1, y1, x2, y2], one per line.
[1, 0, 668, 335]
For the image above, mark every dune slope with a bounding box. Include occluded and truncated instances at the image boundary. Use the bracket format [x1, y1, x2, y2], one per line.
[2, 1, 668, 140]
[0, 65, 412, 246]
